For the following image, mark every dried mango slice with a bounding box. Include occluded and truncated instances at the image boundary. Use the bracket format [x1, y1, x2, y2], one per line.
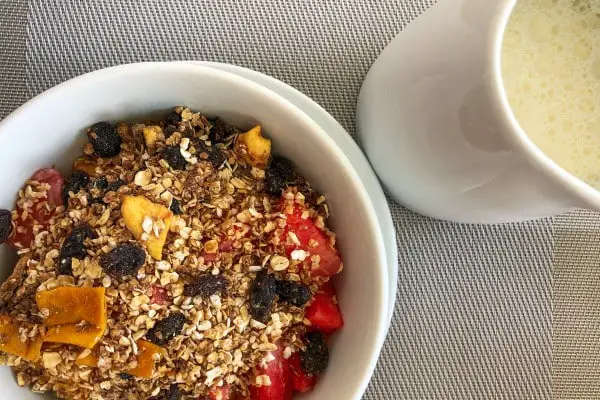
[36, 287, 106, 327]
[121, 196, 173, 260]
[73, 157, 99, 177]
[143, 126, 162, 147]
[0, 315, 43, 361]
[43, 323, 105, 349]
[75, 348, 99, 367]
[234, 125, 271, 169]
[128, 339, 165, 379]
[36, 287, 106, 349]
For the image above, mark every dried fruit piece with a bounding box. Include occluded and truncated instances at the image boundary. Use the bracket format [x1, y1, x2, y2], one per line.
[36, 287, 107, 349]
[194, 140, 226, 169]
[234, 125, 271, 169]
[150, 285, 169, 305]
[87, 122, 122, 158]
[276, 280, 311, 307]
[75, 348, 99, 367]
[289, 352, 317, 393]
[300, 332, 329, 375]
[0, 209, 12, 244]
[209, 117, 237, 144]
[145, 312, 187, 346]
[129, 339, 166, 379]
[249, 271, 277, 323]
[0, 315, 43, 361]
[32, 168, 65, 206]
[249, 344, 292, 400]
[58, 223, 97, 275]
[169, 198, 183, 215]
[73, 157, 99, 177]
[100, 243, 146, 277]
[62, 171, 90, 206]
[271, 156, 296, 181]
[121, 196, 174, 260]
[143, 126, 162, 147]
[162, 146, 187, 170]
[166, 111, 182, 125]
[183, 275, 229, 298]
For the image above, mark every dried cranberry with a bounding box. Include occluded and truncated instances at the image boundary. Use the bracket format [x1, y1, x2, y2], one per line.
[87, 122, 122, 158]
[249, 271, 277, 323]
[62, 171, 90, 206]
[0, 209, 12, 244]
[100, 243, 146, 278]
[162, 146, 187, 170]
[300, 332, 329, 375]
[146, 312, 187, 346]
[59, 223, 97, 275]
[276, 280, 311, 307]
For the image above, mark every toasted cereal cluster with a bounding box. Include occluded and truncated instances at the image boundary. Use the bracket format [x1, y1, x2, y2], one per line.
[0, 107, 344, 400]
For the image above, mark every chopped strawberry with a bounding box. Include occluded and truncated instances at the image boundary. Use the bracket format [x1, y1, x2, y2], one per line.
[150, 285, 168, 305]
[289, 352, 317, 393]
[305, 290, 344, 334]
[31, 168, 64, 206]
[7, 168, 64, 249]
[316, 280, 336, 297]
[209, 384, 232, 400]
[281, 202, 341, 278]
[220, 239, 235, 252]
[249, 345, 292, 400]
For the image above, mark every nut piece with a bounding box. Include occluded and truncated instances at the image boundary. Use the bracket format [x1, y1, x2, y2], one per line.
[121, 196, 174, 260]
[270, 255, 290, 271]
[234, 125, 271, 169]
[134, 170, 153, 186]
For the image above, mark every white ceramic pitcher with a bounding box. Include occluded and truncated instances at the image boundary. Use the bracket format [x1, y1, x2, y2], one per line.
[357, 0, 600, 223]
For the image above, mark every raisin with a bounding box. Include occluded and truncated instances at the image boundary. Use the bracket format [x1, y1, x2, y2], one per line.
[162, 146, 187, 170]
[170, 198, 183, 215]
[183, 275, 229, 298]
[195, 141, 226, 169]
[87, 122, 122, 158]
[264, 169, 287, 196]
[300, 332, 329, 375]
[163, 125, 178, 139]
[118, 372, 133, 380]
[62, 171, 90, 206]
[59, 224, 97, 275]
[0, 209, 12, 244]
[249, 271, 277, 323]
[146, 312, 187, 346]
[150, 384, 181, 400]
[270, 156, 296, 181]
[100, 243, 146, 277]
[208, 117, 236, 143]
[166, 111, 182, 125]
[276, 280, 311, 307]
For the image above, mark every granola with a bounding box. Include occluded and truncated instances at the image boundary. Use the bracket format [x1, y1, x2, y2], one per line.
[0, 107, 344, 400]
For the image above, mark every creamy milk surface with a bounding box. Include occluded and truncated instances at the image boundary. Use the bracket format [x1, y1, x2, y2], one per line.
[502, 0, 600, 188]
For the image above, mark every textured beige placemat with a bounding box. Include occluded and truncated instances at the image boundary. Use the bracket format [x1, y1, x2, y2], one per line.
[553, 210, 600, 399]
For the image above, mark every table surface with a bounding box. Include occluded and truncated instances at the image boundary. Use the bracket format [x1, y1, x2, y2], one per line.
[1, 1, 597, 399]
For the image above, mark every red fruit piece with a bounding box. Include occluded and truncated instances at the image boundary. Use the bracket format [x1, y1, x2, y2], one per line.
[150, 285, 168, 305]
[305, 289, 344, 334]
[281, 203, 341, 278]
[249, 345, 292, 400]
[209, 384, 231, 400]
[7, 168, 64, 249]
[289, 352, 317, 393]
[32, 168, 64, 206]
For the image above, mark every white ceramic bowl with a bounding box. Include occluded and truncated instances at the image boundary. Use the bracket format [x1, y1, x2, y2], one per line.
[0, 62, 388, 399]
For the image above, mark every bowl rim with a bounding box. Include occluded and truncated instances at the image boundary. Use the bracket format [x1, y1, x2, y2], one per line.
[0, 61, 389, 399]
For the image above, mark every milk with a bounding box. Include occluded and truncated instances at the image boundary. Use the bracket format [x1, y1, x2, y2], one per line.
[502, 0, 600, 188]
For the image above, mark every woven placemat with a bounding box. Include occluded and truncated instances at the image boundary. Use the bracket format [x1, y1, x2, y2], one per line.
[1, 0, 581, 398]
